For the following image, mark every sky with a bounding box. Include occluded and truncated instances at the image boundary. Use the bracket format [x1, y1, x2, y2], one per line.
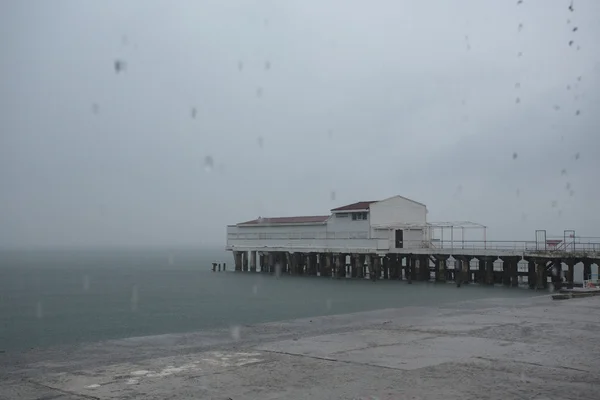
[1, 0, 599, 248]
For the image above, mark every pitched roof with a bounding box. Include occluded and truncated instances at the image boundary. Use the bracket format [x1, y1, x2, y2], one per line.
[331, 201, 378, 212]
[237, 215, 330, 225]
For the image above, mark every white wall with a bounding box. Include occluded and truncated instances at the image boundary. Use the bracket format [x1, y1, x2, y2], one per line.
[227, 223, 327, 238]
[369, 196, 427, 228]
[326, 212, 370, 234]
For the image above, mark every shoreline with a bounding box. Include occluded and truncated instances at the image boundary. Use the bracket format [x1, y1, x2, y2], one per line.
[3, 293, 599, 399]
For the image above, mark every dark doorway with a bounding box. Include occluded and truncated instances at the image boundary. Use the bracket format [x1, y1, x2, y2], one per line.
[395, 229, 403, 248]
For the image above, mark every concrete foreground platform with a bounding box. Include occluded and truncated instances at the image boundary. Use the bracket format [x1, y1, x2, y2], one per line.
[1, 295, 599, 399]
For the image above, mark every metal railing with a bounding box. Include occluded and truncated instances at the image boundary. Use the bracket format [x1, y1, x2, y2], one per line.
[227, 231, 600, 253]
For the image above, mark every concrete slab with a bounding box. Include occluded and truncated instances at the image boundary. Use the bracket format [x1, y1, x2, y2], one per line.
[2, 295, 599, 399]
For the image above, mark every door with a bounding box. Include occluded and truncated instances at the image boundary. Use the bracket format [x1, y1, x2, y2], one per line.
[395, 229, 403, 248]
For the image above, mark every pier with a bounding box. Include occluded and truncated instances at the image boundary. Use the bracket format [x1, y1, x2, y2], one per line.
[227, 195, 600, 289]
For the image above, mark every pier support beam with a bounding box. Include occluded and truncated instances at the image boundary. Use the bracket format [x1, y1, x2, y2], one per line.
[477, 259, 485, 284]
[405, 256, 413, 284]
[357, 254, 365, 279]
[550, 259, 562, 291]
[435, 255, 448, 282]
[583, 259, 592, 282]
[535, 260, 547, 290]
[242, 251, 248, 272]
[250, 251, 256, 272]
[324, 254, 332, 277]
[382, 256, 389, 280]
[500, 257, 520, 287]
[565, 259, 576, 289]
[372, 256, 380, 281]
[233, 251, 242, 271]
[527, 259, 536, 289]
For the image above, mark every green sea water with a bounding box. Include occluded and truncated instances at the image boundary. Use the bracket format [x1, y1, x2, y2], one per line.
[0, 247, 536, 352]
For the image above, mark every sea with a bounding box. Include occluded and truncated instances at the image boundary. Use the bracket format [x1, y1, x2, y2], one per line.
[0, 247, 538, 352]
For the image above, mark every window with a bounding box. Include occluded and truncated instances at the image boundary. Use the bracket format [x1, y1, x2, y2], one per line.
[352, 213, 357, 220]
[351, 212, 368, 220]
[337, 213, 348, 218]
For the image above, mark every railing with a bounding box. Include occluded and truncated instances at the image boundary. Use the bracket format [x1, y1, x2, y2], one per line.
[227, 231, 369, 240]
[227, 231, 600, 253]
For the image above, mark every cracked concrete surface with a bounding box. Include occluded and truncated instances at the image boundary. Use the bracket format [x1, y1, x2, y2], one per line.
[1, 295, 599, 399]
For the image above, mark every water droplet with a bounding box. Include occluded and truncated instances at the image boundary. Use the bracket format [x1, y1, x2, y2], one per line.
[515, 97, 521, 104]
[256, 87, 263, 98]
[551, 200, 558, 208]
[264, 61, 271, 70]
[92, 103, 99, 114]
[569, 40, 574, 46]
[567, 19, 571, 24]
[516, 189, 520, 197]
[191, 107, 197, 119]
[512, 152, 518, 160]
[204, 156, 214, 172]
[515, 82, 520, 89]
[561, 168, 567, 175]
[237, 61, 243, 71]
[330, 191, 336, 201]
[573, 27, 578, 32]
[569, 189, 575, 197]
[83, 275, 90, 291]
[575, 152, 580, 160]
[517, 0, 523, 5]
[575, 110, 580, 116]
[326, 299, 332, 311]
[114, 59, 126, 73]
[518, 23, 523, 32]
[257, 136, 264, 148]
[566, 182, 571, 190]
[252, 284, 258, 295]
[568, 2, 574, 12]
[553, 105, 560, 111]
[558, 209, 563, 217]
[567, 85, 571, 90]
[517, 51, 523, 57]
[577, 76, 582, 82]
[131, 285, 139, 312]
[36, 301, 43, 319]
[121, 35, 129, 46]
[230, 325, 241, 341]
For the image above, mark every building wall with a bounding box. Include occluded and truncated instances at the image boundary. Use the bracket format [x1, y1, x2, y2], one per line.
[227, 223, 328, 239]
[369, 196, 427, 228]
[326, 212, 370, 235]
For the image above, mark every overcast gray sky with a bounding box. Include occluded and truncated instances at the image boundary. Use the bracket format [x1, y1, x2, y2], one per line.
[1, 0, 599, 248]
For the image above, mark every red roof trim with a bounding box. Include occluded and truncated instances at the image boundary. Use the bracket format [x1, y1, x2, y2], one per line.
[237, 215, 330, 225]
[331, 201, 378, 212]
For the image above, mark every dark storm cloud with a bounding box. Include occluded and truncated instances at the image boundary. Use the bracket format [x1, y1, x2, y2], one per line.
[0, 0, 599, 247]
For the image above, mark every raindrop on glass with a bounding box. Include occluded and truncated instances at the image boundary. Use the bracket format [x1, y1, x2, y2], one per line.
[567, 85, 571, 90]
[230, 325, 241, 341]
[512, 152, 518, 160]
[553, 105, 560, 111]
[575, 110, 580, 116]
[568, 2, 574, 12]
[191, 107, 197, 119]
[517, 51, 523, 57]
[515, 97, 520, 104]
[515, 83, 520, 89]
[204, 155, 214, 172]
[551, 200, 558, 208]
[330, 191, 336, 201]
[566, 182, 571, 190]
[36, 301, 43, 319]
[264, 61, 271, 70]
[257, 136, 264, 148]
[92, 103, 99, 114]
[561, 168, 567, 175]
[569, 40, 574, 46]
[518, 23, 523, 32]
[516, 189, 520, 197]
[256, 87, 263, 98]
[237, 61, 243, 71]
[131, 284, 139, 312]
[517, 0, 523, 4]
[114, 59, 126, 73]
[569, 189, 575, 197]
[573, 27, 578, 32]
